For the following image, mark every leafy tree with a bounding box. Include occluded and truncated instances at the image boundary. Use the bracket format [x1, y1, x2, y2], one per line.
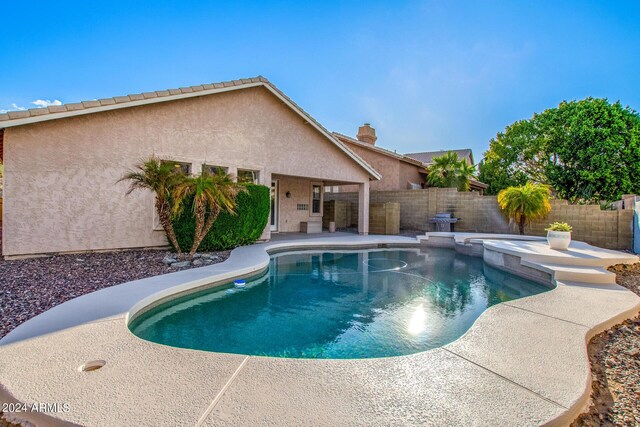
[546, 99, 640, 202]
[478, 119, 539, 195]
[497, 183, 551, 235]
[119, 157, 186, 259]
[479, 98, 640, 202]
[173, 166, 244, 259]
[426, 151, 477, 191]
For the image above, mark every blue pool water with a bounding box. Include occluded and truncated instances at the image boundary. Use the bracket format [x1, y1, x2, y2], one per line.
[129, 248, 550, 359]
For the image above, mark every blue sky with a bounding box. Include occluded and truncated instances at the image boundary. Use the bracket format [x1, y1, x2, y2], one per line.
[1, 1, 639, 159]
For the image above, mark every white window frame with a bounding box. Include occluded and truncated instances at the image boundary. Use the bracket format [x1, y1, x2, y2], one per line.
[310, 181, 323, 217]
[237, 169, 260, 184]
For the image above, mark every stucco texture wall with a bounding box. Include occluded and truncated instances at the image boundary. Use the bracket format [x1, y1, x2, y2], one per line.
[273, 175, 323, 232]
[339, 143, 423, 192]
[326, 188, 634, 250]
[3, 87, 370, 256]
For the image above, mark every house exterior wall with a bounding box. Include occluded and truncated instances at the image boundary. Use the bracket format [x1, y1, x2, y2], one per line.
[2, 86, 370, 256]
[339, 142, 423, 192]
[273, 175, 323, 233]
[399, 161, 425, 189]
[326, 188, 635, 250]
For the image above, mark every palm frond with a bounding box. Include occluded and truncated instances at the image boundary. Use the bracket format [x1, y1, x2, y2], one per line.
[498, 183, 551, 223]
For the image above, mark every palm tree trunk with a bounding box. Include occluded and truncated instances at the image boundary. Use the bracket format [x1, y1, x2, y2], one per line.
[518, 214, 526, 235]
[156, 198, 183, 259]
[189, 206, 220, 258]
[199, 206, 220, 244]
[189, 204, 207, 259]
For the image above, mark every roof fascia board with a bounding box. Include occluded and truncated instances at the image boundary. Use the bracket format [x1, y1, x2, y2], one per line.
[337, 134, 426, 168]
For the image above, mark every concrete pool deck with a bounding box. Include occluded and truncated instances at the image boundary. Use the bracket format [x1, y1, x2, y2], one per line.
[1, 233, 639, 426]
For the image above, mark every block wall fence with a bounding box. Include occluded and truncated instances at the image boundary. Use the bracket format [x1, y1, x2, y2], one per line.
[369, 202, 400, 235]
[325, 188, 635, 250]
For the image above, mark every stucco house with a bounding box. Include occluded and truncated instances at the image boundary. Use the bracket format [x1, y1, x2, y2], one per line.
[333, 125, 426, 192]
[0, 77, 380, 258]
[332, 124, 488, 193]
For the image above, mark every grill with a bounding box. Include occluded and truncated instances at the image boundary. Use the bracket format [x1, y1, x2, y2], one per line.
[428, 212, 460, 232]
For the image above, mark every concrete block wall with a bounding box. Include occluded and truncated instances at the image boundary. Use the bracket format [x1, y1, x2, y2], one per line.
[369, 202, 400, 235]
[429, 188, 511, 234]
[527, 200, 632, 250]
[322, 200, 351, 229]
[324, 192, 359, 227]
[326, 188, 635, 250]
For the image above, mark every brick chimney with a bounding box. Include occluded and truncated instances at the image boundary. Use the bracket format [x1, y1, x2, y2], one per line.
[356, 123, 377, 145]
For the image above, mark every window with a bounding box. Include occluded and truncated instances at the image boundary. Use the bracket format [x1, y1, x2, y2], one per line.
[162, 160, 191, 175]
[203, 165, 228, 175]
[153, 160, 190, 231]
[311, 183, 322, 215]
[238, 169, 259, 184]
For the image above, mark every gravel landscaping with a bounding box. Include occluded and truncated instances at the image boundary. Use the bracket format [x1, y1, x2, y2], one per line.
[0, 248, 230, 339]
[573, 262, 640, 427]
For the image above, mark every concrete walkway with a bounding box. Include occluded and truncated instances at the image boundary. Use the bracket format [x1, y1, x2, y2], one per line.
[1, 234, 638, 426]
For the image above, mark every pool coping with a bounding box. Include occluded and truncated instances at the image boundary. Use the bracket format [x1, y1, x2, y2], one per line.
[0, 233, 638, 426]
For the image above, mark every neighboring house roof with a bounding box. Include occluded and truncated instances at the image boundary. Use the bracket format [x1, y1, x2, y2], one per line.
[332, 132, 425, 168]
[334, 133, 488, 190]
[0, 76, 381, 180]
[469, 179, 488, 189]
[405, 149, 474, 165]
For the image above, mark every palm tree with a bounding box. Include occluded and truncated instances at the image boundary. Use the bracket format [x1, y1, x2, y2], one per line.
[456, 161, 476, 191]
[119, 157, 186, 258]
[426, 151, 460, 188]
[173, 166, 245, 259]
[497, 183, 551, 235]
[426, 151, 477, 191]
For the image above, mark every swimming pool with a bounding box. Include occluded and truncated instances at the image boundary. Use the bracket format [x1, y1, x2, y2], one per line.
[129, 248, 550, 359]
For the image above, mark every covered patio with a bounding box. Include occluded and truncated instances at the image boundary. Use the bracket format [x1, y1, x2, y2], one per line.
[265, 173, 371, 240]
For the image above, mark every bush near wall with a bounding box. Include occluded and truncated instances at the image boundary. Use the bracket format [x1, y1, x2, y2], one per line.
[172, 184, 270, 252]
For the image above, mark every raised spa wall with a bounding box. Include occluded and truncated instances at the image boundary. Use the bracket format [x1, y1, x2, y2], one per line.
[420, 234, 563, 287]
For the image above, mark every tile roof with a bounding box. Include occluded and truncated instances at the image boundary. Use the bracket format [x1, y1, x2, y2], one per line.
[0, 76, 270, 123]
[333, 134, 488, 187]
[405, 149, 487, 188]
[405, 149, 474, 165]
[0, 76, 381, 180]
[332, 132, 425, 167]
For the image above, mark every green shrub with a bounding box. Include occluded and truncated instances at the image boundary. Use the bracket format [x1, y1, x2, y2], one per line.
[545, 222, 572, 232]
[172, 184, 270, 252]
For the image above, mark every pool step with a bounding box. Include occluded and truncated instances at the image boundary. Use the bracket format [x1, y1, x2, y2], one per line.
[523, 261, 616, 285]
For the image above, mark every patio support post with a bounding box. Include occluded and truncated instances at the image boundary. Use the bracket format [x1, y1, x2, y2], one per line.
[228, 166, 238, 182]
[358, 181, 369, 235]
[259, 171, 272, 241]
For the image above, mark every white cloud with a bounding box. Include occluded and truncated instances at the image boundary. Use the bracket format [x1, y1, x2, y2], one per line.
[31, 99, 62, 108]
[0, 99, 63, 114]
[0, 103, 27, 113]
